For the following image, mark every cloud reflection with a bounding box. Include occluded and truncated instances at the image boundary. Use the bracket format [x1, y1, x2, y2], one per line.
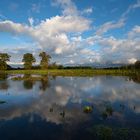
[0, 76, 140, 124]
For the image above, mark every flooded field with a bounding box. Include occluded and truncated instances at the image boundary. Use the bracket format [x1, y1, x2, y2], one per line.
[0, 74, 140, 140]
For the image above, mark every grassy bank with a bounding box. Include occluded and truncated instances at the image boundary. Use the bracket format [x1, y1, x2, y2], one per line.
[3, 69, 140, 77]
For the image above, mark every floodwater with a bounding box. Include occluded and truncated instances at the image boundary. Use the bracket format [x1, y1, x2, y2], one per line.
[0, 74, 140, 140]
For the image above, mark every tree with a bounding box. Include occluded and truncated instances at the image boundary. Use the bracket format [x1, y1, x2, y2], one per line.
[22, 53, 36, 69]
[0, 53, 11, 70]
[135, 60, 140, 69]
[39, 52, 51, 69]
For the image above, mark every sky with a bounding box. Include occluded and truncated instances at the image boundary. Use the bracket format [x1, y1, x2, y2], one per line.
[0, 0, 140, 66]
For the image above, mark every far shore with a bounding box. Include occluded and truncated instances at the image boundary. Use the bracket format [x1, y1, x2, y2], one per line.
[1, 69, 140, 77]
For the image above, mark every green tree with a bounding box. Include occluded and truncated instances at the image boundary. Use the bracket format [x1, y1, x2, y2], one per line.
[39, 52, 51, 69]
[135, 60, 140, 69]
[0, 53, 11, 70]
[22, 53, 36, 69]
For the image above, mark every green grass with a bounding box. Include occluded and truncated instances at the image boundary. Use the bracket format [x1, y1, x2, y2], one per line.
[4, 69, 140, 77]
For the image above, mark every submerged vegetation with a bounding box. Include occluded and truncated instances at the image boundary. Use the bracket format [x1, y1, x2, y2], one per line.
[87, 125, 140, 140]
[101, 106, 114, 120]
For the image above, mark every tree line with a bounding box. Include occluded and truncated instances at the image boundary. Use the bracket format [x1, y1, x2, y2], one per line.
[0, 52, 53, 70]
[0, 52, 140, 70]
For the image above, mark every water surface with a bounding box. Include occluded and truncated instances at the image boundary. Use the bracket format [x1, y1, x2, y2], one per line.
[0, 75, 140, 140]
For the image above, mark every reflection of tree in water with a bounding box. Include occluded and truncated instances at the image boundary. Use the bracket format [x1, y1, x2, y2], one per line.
[0, 73, 9, 90]
[0, 75, 139, 140]
[0, 73, 8, 80]
[51, 75, 56, 80]
[23, 80, 34, 89]
[0, 81, 9, 90]
[22, 74, 50, 90]
[39, 75, 50, 91]
[129, 75, 140, 83]
[23, 74, 35, 90]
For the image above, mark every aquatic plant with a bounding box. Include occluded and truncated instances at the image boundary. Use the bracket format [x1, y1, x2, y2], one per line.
[96, 125, 112, 140]
[49, 108, 53, 112]
[101, 106, 114, 119]
[83, 106, 93, 113]
[106, 106, 114, 116]
[114, 128, 130, 140]
[60, 111, 65, 118]
[101, 112, 108, 120]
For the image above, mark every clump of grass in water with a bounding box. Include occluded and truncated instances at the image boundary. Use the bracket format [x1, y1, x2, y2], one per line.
[49, 108, 53, 112]
[96, 125, 112, 140]
[83, 106, 93, 113]
[101, 106, 114, 119]
[106, 106, 114, 116]
[60, 111, 65, 118]
[88, 125, 112, 140]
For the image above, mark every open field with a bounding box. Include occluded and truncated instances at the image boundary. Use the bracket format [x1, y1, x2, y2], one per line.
[3, 69, 140, 77]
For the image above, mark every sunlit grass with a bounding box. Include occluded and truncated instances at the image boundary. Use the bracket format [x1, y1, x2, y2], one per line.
[4, 69, 140, 77]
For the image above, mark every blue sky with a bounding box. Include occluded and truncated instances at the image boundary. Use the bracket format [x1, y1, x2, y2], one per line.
[0, 0, 140, 65]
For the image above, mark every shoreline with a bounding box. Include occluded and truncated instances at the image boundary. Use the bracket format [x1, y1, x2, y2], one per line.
[1, 69, 139, 77]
